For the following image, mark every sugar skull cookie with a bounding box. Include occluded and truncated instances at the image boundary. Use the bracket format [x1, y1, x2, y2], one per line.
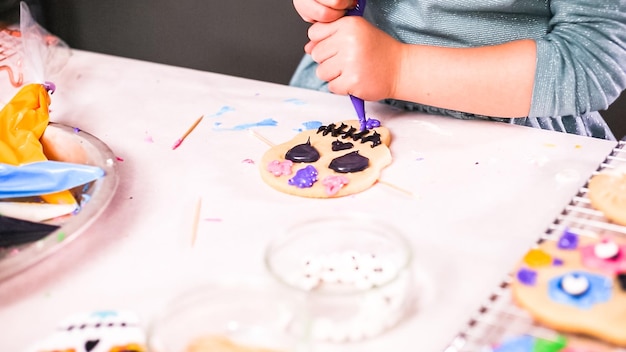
[27, 310, 146, 352]
[259, 120, 392, 198]
[511, 230, 626, 346]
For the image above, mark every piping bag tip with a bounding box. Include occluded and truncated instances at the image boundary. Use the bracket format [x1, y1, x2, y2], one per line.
[349, 94, 367, 131]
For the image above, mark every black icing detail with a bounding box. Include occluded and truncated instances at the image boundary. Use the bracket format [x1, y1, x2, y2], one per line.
[332, 123, 349, 136]
[329, 151, 369, 173]
[319, 123, 334, 136]
[285, 137, 320, 163]
[85, 340, 100, 352]
[361, 131, 382, 147]
[331, 139, 354, 151]
[317, 123, 335, 136]
[353, 129, 369, 141]
[618, 273, 626, 291]
[317, 123, 382, 148]
[341, 126, 358, 140]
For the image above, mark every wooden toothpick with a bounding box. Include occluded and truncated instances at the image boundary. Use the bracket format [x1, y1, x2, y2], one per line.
[172, 115, 204, 150]
[190, 197, 202, 247]
[249, 129, 275, 147]
[377, 180, 416, 198]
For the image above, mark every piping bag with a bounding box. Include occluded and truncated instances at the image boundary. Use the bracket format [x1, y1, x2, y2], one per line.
[0, 82, 77, 205]
[346, 0, 368, 131]
[0, 214, 59, 247]
[0, 2, 73, 205]
[0, 161, 104, 199]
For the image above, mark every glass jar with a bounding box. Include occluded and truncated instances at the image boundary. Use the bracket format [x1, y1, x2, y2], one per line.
[264, 215, 415, 344]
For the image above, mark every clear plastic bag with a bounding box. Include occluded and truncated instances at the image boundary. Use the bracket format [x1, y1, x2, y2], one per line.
[0, 1, 71, 87]
[19, 1, 70, 84]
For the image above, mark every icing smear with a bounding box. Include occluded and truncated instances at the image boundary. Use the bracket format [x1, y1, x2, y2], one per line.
[548, 271, 612, 309]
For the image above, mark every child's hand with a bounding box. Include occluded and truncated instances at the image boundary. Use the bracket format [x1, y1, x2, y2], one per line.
[305, 16, 404, 101]
[293, 0, 356, 23]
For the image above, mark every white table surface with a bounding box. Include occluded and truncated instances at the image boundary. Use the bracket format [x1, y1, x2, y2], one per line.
[0, 50, 617, 352]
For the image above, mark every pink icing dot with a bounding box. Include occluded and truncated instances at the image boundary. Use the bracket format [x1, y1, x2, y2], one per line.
[322, 175, 349, 196]
[267, 160, 293, 176]
[580, 238, 626, 275]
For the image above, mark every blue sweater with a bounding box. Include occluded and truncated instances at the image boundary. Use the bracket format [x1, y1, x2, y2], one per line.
[290, 0, 626, 140]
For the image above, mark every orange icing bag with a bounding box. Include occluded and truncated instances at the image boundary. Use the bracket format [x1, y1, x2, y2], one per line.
[0, 83, 76, 205]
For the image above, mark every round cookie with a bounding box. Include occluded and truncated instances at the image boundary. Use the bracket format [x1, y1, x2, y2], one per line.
[259, 120, 392, 198]
[511, 231, 626, 346]
[587, 167, 626, 226]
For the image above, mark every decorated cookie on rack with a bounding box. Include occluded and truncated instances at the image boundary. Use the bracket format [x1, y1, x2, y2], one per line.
[587, 166, 626, 226]
[492, 334, 613, 352]
[510, 230, 626, 346]
[259, 120, 392, 198]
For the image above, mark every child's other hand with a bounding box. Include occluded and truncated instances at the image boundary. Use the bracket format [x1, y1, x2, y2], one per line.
[305, 16, 404, 101]
[293, 0, 356, 23]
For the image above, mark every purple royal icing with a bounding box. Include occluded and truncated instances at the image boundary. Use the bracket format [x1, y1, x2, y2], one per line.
[517, 267, 537, 286]
[557, 229, 579, 250]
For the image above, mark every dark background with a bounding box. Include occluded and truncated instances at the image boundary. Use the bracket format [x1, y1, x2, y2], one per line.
[23, 1, 626, 138]
[41, 0, 310, 85]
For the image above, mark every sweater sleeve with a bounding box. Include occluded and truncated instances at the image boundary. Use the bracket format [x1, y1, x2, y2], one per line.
[530, 1, 626, 118]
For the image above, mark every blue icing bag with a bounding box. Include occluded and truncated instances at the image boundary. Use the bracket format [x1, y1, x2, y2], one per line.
[0, 161, 105, 199]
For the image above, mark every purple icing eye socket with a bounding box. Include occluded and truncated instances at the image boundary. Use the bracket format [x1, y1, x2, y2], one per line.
[285, 137, 320, 163]
[329, 151, 369, 173]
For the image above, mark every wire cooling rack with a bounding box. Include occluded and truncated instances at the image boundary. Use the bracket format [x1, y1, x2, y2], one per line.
[444, 139, 626, 352]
